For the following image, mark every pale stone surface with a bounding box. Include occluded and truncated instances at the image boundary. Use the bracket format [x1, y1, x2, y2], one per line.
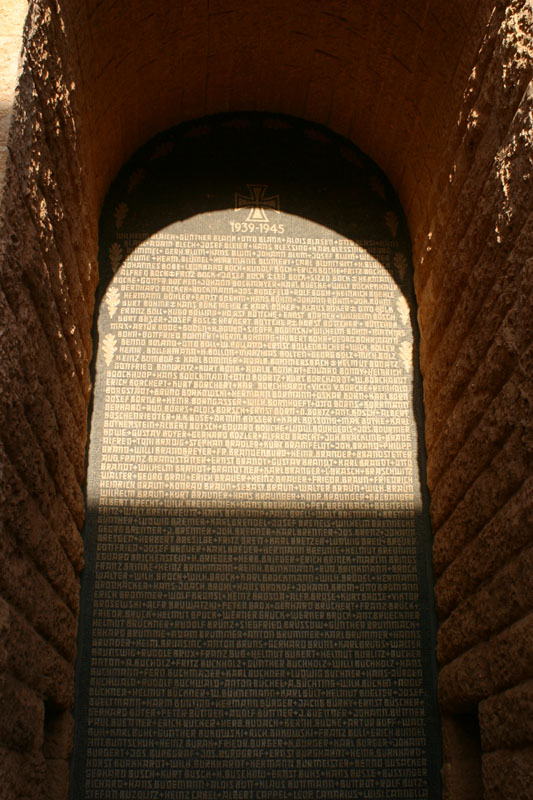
[0, 0, 27, 38]
[0, 0, 27, 194]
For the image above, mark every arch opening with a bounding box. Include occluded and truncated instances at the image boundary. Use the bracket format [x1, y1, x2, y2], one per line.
[71, 114, 442, 798]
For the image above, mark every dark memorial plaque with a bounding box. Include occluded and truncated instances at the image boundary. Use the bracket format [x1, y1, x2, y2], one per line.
[71, 115, 441, 798]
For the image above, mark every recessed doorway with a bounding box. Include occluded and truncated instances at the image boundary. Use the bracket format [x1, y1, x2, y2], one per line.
[71, 114, 441, 799]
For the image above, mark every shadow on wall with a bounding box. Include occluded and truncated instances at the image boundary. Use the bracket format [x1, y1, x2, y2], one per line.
[72, 502, 442, 799]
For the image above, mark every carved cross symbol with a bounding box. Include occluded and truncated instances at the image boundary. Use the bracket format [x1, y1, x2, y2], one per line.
[235, 184, 280, 222]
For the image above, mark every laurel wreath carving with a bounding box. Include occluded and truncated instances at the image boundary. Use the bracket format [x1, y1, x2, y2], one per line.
[386, 211, 399, 238]
[109, 242, 123, 273]
[106, 286, 121, 319]
[102, 334, 118, 366]
[114, 202, 128, 229]
[399, 340, 412, 372]
[396, 295, 410, 326]
[394, 252, 407, 282]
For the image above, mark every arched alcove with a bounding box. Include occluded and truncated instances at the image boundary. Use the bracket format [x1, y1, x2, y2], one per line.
[71, 114, 442, 798]
[0, 2, 531, 798]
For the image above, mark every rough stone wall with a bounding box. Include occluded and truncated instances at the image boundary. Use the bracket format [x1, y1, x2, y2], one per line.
[0, 0, 531, 798]
[413, 3, 533, 798]
[0, 2, 97, 797]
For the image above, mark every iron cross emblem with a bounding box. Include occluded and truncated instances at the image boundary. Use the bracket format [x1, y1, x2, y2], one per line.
[235, 184, 280, 222]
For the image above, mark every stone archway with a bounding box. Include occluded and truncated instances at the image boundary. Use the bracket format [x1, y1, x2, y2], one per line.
[71, 114, 442, 798]
[0, 2, 531, 798]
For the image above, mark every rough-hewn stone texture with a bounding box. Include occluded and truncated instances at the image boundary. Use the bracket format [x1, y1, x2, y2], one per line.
[437, 546, 533, 665]
[479, 680, 533, 753]
[482, 746, 533, 800]
[0, 0, 531, 797]
[438, 612, 533, 714]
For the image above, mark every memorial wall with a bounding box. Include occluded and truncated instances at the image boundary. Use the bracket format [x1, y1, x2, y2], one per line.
[0, 2, 531, 798]
[70, 116, 441, 798]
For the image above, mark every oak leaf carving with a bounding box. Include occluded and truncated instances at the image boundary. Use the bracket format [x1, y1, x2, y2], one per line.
[399, 340, 412, 372]
[102, 334, 117, 366]
[114, 202, 128, 229]
[109, 242, 123, 273]
[396, 295, 410, 326]
[150, 141, 174, 160]
[386, 211, 399, 238]
[394, 252, 407, 282]
[106, 286, 121, 319]
[369, 175, 386, 199]
[128, 168, 146, 193]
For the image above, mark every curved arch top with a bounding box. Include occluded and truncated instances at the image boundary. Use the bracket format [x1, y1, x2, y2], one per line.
[58, 0, 489, 250]
[97, 113, 413, 291]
